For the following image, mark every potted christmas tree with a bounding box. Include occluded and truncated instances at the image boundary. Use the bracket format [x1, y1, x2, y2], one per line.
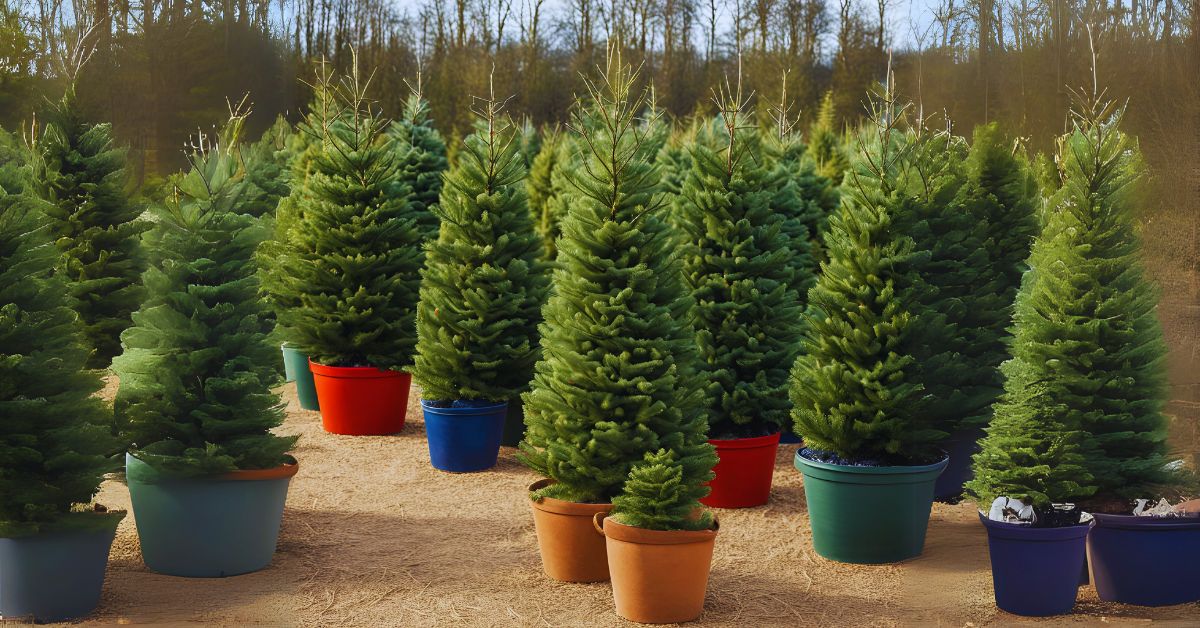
[270, 64, 425, 435]
[388, 80, 448, 244]
[0, 143, 124, 623]
[518, 50, 711, 583]
[413, 86, 548, 473]
[594, 449, 718, 623]
[674, 79, 804, 508]
[113, 112, 298, 577]
[788, 89, 947, 564]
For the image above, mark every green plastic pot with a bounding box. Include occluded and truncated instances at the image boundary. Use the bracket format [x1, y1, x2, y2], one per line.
[281, 344, 319, 411]
[795, 450, 947, 564]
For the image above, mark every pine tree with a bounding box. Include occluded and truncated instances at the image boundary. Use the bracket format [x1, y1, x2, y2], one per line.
[242, 115, 293, 218]
[113, 113, 295, 477]
[789, 95, 942, 461]
[33, 87, 147, 369]
[675, 84, 804, 439]
[388, 88, 449, 243]
[0, 141, 118, 537]
[526, 128, 562, 258]
[519, 51, 714, 504]
[534, 133, 582, 260]
[413, 90, 549, 403]
[269, 66, 425, 368]
[655, 124, 695, 199]
[807, 91, 848, 182]
[612, 449, 714, 531]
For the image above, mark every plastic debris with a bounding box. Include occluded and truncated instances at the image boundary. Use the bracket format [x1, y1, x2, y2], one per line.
[988, 497, 1036, 523]
[1133, 497, 1200, 518]
[987, 497, 1086, 527]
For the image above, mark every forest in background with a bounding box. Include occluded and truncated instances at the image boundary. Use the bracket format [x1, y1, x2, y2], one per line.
[1, 0, 1198, 459]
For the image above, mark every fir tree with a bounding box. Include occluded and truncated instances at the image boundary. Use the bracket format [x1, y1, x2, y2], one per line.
[242, 114, 293, 218]
[413, 88, 549, 402]
[0, 147, 118, 537]
[519, 51, 714, 504]
[269, 65, 425, 368]
[113, 112, 295, 476]
[388, 86, 448, 242]
[525, 128, 562, 258]
[807, 91, 848, 182]
[789, 93, 942, 461]
[516, 117, 541, 167]
[655, 124, 695, 199]
[612, 449, 715, 532]
[675, 82, 804, 438]
[33, 87, 146, 368]
[534, 132, 582, 260]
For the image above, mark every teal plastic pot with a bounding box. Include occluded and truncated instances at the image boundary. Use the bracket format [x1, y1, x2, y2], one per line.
[0, 513, 124, 622]
[795, 450, 948, 564]
[126, 453, 297, 577]
[500, 401, 525, 447]
[281, 344, 319, 411]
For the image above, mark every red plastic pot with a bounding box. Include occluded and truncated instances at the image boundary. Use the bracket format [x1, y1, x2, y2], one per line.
[700, 432, 781, 508]
[309, 360, 411, 435]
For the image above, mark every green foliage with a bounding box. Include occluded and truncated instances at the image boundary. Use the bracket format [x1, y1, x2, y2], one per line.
[525, 129, 562, 258]
[612, 449, 714, 532]
[789, 101, 941, 461]
[413, 104, 548, 402]
[0, 170, 118, 537]
[655, 125, 694, 200]
[265, 70, 424, 368]
[113, 118, 294, 476]
[536, 133, 582, 260]
[519, 53, 714, 504]
[675, 106, 805, 438]
[807, 92, 848, 182]
[389, 91, 449, 242]
[33, 87, 147, 369]
[241, 115, 293, 218]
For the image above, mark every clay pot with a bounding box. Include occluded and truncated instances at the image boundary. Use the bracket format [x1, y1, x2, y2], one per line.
[527, 479, 611, 582]
[594, 513, 718, 624]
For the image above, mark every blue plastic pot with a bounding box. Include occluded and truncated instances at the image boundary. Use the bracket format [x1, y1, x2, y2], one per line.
[421, 400, 507, 472]
[126, 453, 297, 577]
[934, 425, 984, 499]
[0, 514, 124, 622]
[979, 512, 1089, 616]
[1088, 513, 1200, 606]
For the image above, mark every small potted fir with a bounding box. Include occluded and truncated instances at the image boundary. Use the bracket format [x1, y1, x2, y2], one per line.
[114, 115, 298, 577]
[519, 51, 710, 583]
[0, 157, 124, 622]
[413, 88, 548, 472]
[594, 449, 718, 623]
[788, 92, 947, 564]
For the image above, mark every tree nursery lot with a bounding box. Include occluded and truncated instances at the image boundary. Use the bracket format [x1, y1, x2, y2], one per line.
[59, 380, 1197, 628]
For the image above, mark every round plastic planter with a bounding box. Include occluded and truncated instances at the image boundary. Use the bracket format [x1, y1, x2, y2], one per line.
[933, 425, 984, 500]
[281, 344, 319, 411]
[309, 361, 410, 435]
[500, 402, 525, 447]
[979, 512, 1089, 616]
[0, 513, 124, 622]
[421, 400, 507, 472]
[126, 453, 297, 577]
[595, 513, 718, 624]
[528, 479, 611, 583]
[1087, 513, 1200, 606]
[795, 449, 948, 564]
[701, 432, 781, 509]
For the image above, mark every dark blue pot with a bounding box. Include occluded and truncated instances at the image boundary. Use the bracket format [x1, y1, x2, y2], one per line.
[1088, 513, 1200, 606]
[422, 400, 507, 472]
[934, 425, 985, 499]
[126, 453, 297, 577]
[979, 512, 1089, 616]
[0, 514, 124, 622]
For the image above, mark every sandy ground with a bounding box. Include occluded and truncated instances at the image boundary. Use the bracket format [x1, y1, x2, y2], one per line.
[58, 380, 1200, 627]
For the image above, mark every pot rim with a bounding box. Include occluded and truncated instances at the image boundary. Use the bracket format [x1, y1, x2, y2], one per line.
[527, 479, 613, 515]
[794, 449, 949, 475]
[308, 360, 410, 379]
[127, 452, 300, 482]
[977, 511, 1092, 540]
[708, 432, 781, 449]
[1091, 512, 1200, 531]
[421, 399, 509, 416]
[593, 512, 719, 545]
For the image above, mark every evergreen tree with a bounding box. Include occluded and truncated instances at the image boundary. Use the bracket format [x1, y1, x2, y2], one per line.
[516, 117, 541, 167]
[525, 128, 562, 258]
[413, 94, 549, 403]
[612, 449, 715, 531]
[789, 96, 942, 461]
[655, 124, 694, 199]
[0, 144, 118, 537]
[33, 87, 146, 369]
[519, 51, 714, 504]
[675, 88, 804, 439]
[807, 91, 848, 182]
[388, 88, 448, 242]
[113, 114, 295, 477]
[534, 132, 581, 260]
[242, 114, 293, 218]
[269, 67, 425, 368]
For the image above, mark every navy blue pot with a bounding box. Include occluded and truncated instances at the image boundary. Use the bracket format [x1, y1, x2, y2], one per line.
[934, 425, 985, 499]
[422, 400, 507, 472]
[1088, 513, 1200, 606]
[979, 512, 1089, 616]
[127, 453, 297, 578]
[0, 514, 124, 622]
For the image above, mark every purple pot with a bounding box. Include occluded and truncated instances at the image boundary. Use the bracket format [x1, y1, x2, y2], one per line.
[1088, 513, 1200, 606]
[980, 512, 1090, 616]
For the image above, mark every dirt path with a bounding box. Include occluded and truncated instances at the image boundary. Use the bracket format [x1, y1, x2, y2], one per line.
[65, 382, 1199, 627]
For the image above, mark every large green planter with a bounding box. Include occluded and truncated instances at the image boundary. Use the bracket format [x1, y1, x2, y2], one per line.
[795, 450, 947, 564]
[281, 343, 319, 411]
[126, 453, 297, 577]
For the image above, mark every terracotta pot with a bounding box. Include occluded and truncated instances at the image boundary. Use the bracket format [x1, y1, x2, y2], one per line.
[527, 479, 611, 582]
[594, 513, 718, 624]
